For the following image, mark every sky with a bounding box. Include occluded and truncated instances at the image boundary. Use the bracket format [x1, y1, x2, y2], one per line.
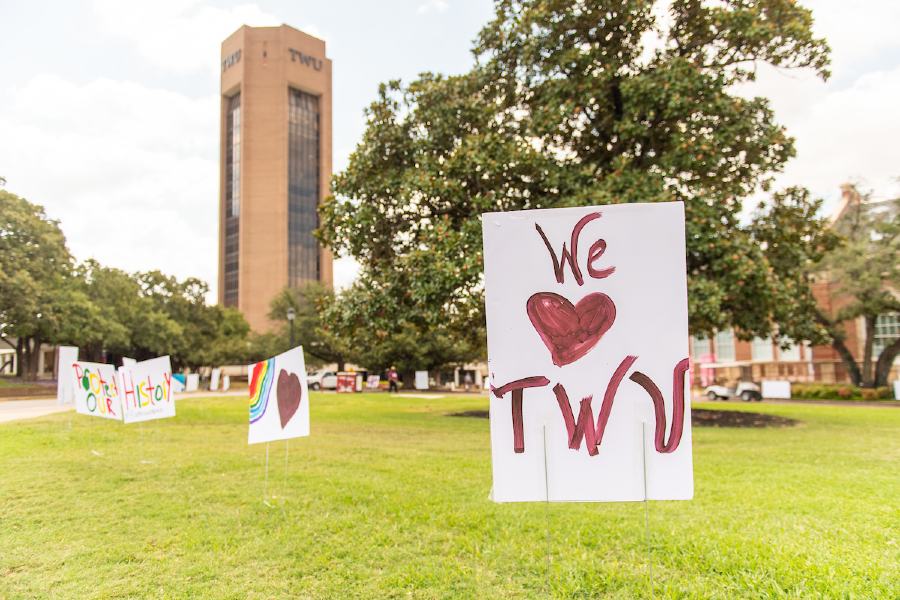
[1, 0, 898, 300]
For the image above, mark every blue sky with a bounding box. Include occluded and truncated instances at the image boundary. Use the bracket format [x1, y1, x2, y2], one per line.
[1, 0, 898, 297]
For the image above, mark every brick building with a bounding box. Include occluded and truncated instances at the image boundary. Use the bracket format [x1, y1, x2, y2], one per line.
[691, 184, 899, 386]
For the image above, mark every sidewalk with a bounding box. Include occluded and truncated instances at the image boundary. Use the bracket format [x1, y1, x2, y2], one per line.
[0, 399, 71, 424]
[0, 390, 251, 425]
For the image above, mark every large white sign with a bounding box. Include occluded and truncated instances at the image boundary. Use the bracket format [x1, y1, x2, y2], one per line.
[415, 371, 429, 390]
[119, 356, 175, 424]
[71, 361, 123, 421]
[210, 368, 221, 391]
[248, 346, 310, 445]
[57, 346, 79, 406]
[761, 380, 791, 399]
[482, 202, 692, 502]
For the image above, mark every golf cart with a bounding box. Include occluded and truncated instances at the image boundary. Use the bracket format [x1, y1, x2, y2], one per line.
[703, 381, 762, 402]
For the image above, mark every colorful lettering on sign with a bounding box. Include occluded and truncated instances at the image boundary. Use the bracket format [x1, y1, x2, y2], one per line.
[73, 363, 119, 416]
[121, 371, 171, 409]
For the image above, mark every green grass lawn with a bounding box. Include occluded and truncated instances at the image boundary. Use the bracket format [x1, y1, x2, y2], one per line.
[1, 394, 897, 599]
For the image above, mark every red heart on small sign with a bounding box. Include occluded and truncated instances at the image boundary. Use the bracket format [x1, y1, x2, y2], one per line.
[276, 369, 302, 428]
[526, 292, 616, 366]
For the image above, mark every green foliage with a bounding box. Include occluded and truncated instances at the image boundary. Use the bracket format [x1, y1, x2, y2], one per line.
[817, 193, 900, 386]
[0, 190, 75, 377]
[750, 187, 840, 345]
[322, 0, 833, 370]
[0, 396, 897, 596]
[133, 271, 251, 370]
[266, 283, 351, 369]
[0, 189, 252, 374]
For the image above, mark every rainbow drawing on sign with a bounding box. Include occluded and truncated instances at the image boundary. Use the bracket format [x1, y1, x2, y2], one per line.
[249, 358, 275, 424]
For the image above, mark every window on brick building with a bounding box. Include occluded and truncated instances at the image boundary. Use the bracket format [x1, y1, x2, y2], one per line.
[715, 329, 736, 362]
[873, 312, 899, 357]
[751, 336, 774, 361]
[779, 339, 801, 361]
[691, 336, 711, 357]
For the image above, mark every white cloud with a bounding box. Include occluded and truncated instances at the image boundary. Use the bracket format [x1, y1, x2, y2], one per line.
[91, 0, 281, 74]
[736, 0, 900, 210]
[0, 74, 220, 294]
[770, 66, 900, 205]
[417, 0, 449, 15]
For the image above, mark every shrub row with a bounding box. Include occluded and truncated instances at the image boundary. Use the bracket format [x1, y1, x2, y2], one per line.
[791, 383, 895, 401]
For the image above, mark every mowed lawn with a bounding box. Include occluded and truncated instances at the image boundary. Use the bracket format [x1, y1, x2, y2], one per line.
[1, 393, 898, 599]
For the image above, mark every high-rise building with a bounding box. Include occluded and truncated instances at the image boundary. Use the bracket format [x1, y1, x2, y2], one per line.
[218, 24, 333, 331]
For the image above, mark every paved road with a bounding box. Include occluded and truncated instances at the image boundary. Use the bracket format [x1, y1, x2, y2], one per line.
[0, 399, 71, 424]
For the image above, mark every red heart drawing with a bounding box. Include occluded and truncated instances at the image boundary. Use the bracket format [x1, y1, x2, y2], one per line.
[526, 292, 616, 366]
[276, 369, 302, 428]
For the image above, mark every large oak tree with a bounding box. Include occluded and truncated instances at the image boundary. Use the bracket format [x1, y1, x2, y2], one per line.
[321, 0, 832, 371]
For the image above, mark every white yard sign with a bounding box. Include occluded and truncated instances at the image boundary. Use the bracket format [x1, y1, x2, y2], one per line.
[71, 361, 123, 421]
[210, 368, 221, 391]
[482, 201, 692, 502]
[57, 346, 79, 406]
[119, 356, 175, 424]
[415, 371, 429, 390]
[761, 380, 791, 399]
[248, 346, 310, 445]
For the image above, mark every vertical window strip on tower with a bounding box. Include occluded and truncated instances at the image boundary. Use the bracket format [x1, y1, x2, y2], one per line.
[288, 88, 321, 287]
[224, 93, 241, 307]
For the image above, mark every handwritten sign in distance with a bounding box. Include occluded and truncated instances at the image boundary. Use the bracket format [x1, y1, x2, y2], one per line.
[248, 346, 310, 445]
[482, 202, 693, 502]
[120, 356, 175, 424]
[71, 360, 123, 421]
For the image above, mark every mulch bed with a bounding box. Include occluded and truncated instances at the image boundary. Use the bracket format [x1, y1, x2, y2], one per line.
[449, 408, 800, 429]
[448, 410, 490, 419]
[691, 408, 799, 428]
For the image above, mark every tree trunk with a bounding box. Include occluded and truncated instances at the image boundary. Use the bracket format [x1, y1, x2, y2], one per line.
[861, 315, 876, 387]
[337, 358, 346, 372]
[15, 337, 24, 378]
[402, 369, 416, 390]
[874, 337, 900, 388]
[815, 310, 862, 386]
[30, 337, 42, 380]
[21, 336, 41, 381]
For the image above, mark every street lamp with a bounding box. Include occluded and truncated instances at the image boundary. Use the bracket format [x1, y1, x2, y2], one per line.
[286, 307, 296, 348]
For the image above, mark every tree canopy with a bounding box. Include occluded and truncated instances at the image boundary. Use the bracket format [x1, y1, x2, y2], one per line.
[266, 283, 352, 370]
[817, 193, 900, 387]
[0, 189, 251, 377]
[321, 0, 833, 370]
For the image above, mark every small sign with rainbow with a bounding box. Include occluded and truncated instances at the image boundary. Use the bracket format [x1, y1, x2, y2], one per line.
[248, 346, 309, 444]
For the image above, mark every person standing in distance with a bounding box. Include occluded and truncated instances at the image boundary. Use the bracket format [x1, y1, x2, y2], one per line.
[388, 367, 399, 393]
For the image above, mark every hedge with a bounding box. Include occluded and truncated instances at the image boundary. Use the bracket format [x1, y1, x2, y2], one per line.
[790, 383, 895, 401]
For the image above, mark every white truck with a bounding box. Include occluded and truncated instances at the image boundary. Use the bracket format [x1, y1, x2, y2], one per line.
[306, 370, 338, 391]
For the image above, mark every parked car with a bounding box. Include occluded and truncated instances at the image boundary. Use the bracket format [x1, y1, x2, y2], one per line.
[703, 381, 762, 401]
[307, 370, 338, 391]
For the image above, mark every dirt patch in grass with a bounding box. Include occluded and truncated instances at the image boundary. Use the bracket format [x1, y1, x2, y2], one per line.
[448, 410, 490, 419]
[449, 408, 800, 429]
[692, 408, 800, 428]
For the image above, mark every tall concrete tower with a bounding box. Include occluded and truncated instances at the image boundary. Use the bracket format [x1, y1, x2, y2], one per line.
[218, 24, 333, 331]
